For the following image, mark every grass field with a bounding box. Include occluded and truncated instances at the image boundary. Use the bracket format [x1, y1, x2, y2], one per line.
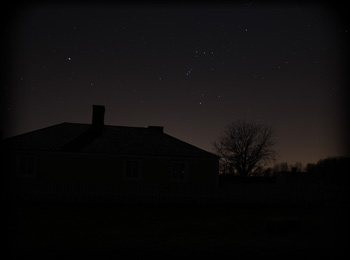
[8, 202, 348, 258]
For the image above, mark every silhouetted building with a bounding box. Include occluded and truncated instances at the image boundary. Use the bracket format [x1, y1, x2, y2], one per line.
[1, 105, 219, 185]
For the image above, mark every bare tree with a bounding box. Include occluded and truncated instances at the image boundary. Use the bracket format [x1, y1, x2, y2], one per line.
[292, 162, 303, 172]
[273, 162, 290, 173]
[213, 120, 277, 176]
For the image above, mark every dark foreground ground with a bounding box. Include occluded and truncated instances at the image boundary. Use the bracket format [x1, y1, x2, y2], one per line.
[7, 201, 349, 259]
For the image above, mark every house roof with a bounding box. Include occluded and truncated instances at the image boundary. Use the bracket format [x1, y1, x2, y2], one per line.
[1, 123, 218, 159]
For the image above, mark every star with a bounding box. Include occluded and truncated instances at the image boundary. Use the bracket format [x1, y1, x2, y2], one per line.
[185, 69, 192, 76]
[67, 57, 72, 61]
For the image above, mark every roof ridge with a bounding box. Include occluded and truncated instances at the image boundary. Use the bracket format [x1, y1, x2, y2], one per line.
[1, 122, 219, 159]
[103, 125, 148, 129]
[161, 132, 219, 158]
[2, 122, 69, 140]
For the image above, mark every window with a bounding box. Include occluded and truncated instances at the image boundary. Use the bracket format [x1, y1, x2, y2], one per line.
[124, 160, 141, 181]
[171, 162, 188, 182]
[16, 153, 37, 176]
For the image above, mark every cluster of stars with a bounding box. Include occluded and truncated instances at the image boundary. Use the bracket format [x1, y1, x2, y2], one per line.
[185, 68, 193, 76]
[1, 4, 344, 173]
[194, 50, 214, 58]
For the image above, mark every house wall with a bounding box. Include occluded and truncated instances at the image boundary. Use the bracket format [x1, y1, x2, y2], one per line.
[188, 159, 218, 185]
[36, 153, 124, 182]
[139, 157, 169, 184]
[141, 157, 218, 185]
[29, 152, 218, 185]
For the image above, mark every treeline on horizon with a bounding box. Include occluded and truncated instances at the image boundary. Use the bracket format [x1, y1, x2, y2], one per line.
[221, 156, 349, 185]
[302, 156, 349, 185]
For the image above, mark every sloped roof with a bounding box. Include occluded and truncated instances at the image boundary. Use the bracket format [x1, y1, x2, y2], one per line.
[1, 123, 218, 159]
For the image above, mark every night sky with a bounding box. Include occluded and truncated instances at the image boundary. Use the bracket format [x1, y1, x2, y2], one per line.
[3, 2, 349, 166]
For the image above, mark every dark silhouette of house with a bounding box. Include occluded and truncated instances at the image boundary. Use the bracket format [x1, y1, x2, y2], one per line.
[1, 105, 219, 185]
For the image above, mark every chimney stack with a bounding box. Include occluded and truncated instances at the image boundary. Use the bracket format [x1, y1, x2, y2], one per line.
[92, 105, 105, 126]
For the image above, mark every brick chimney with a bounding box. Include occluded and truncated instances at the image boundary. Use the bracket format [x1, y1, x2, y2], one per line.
[92, 105, 105, 126]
